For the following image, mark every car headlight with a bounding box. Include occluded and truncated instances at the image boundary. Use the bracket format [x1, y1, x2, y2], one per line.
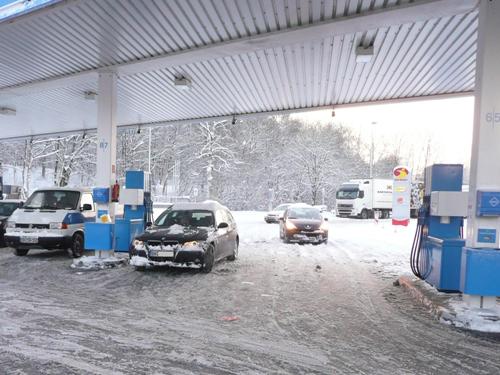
[285, 220, 297, 230]
[183, 241, 202, 248]
[6, 221, 15, 229]
[49, 222, 63, 229]
[133, 239, 144, 248]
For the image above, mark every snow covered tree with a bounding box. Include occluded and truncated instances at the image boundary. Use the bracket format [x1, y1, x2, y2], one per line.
[53, 134, 96, 187]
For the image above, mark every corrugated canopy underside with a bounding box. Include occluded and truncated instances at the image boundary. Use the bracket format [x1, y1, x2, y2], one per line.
[0, 0, 478, 139]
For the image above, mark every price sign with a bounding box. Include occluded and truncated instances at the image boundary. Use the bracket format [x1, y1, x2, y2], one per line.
[392, 166, 412, 226]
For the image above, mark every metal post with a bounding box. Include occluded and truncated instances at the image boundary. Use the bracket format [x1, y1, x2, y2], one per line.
[148, 126, 152, 174]
[369, 121, 376, 178]
[465, 0, 500, 307]
[96, 72, 117, 257]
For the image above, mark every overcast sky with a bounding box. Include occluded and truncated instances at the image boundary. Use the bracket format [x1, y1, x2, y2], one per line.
[293, 96, 474, 175]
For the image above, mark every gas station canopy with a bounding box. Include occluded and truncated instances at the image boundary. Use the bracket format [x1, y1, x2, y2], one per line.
[0, 0, 478, 139]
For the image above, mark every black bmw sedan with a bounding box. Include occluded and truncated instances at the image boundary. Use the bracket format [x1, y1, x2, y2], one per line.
[279, 205, 329, 244]
[129, 201, 238, 273]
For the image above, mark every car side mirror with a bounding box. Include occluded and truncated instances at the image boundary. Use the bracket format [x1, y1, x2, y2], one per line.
[82, 203, 93, 211]
[218, 222, 229, 229]
[324, 217, 328, 221]
[358, 191, 365, 198]
[146, 221, 153, 227]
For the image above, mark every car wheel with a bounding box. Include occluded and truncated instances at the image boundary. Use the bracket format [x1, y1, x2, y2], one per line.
[14, 248, 29, 256]
[283, 232, 290, 243]
[361, 209, 369, 220]
[202, 244, 215, 273]
[69, 233, 84, 258]
[227, 238, 238, 261]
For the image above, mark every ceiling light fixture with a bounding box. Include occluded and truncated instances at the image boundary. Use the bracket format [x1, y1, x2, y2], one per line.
[84, 91, 98, 100]
[0, 107, 16, 116]
[174, 76, 192, 90]
[355, 45, 374, 63]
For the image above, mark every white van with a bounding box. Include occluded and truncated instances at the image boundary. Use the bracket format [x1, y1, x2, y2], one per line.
[5, 188, 95, 257]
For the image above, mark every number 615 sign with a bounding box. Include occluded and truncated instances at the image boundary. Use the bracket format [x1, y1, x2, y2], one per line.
[486, 111, 500, 124]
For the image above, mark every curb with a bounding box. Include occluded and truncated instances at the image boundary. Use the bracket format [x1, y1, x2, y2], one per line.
[397, 275, 450, 322]
[397, 275, 500, 333]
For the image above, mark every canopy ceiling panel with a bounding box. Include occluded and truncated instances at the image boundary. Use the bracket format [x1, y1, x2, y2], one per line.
[0, 0, 478, 138]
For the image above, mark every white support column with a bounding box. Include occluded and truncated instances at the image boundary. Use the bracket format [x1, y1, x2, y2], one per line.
[465, 0, 500, 306]
[467, 0, 500, 247]
[96, 72, 117, 257]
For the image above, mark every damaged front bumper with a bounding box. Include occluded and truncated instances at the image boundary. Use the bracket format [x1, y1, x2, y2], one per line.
[129, 243, 206, 268]
[287, 231, 328, 244]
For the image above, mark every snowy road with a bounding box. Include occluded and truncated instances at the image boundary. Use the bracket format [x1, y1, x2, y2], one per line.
[1, 212, 500, 374]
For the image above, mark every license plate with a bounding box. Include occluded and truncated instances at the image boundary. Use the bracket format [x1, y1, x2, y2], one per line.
[157, 250, 174, 257]
[20, 236, 38, 244]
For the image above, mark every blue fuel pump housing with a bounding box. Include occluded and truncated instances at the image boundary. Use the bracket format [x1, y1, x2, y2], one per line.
[85, 170, 153, 253]
[411, 164, 466, 292]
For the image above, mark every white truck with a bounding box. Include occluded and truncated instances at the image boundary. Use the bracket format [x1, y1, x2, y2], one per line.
[335, 179, 393, 219]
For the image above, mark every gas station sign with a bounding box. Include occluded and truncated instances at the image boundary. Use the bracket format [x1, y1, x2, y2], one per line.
[392, 166, 411, 226]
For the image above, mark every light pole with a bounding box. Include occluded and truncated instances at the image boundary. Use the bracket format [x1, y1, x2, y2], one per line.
[148, 126, 152, 174]
[369, 121, 376, 178]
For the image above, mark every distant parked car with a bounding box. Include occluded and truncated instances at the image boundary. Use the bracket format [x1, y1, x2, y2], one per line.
[264, 203, 293, 223]
[0, 199, 24, 247]
[279, 205, 329, 244]
[130, 201, 238, 273]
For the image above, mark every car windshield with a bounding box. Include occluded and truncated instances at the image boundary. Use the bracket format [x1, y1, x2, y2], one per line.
[336, 188, 359, 199]
[154, 209, 215, 228]
[287, 207, 322, 220]
[24, 190, 80, 210]
[0, 202, 20, 216]
[274, 204, 289, 211]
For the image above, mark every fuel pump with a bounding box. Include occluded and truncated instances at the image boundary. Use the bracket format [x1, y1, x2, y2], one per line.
[410, 164, 467, 291]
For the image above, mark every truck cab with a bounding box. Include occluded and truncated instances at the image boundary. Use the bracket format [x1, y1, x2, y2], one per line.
[5, 188, 95, 257]
[336, 179, 393, 219]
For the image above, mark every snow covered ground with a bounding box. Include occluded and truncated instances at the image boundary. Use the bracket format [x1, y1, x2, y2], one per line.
[1, 211, 500, 374]
[235, 210, 416, 278]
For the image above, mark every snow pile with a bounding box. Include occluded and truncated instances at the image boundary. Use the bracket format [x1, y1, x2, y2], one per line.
[71, 255, 127, 270]
[444, 297, 500, 333]
[129, 255, 149, 268]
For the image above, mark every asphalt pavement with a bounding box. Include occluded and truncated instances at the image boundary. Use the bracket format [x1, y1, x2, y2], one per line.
[1, 213, 500, 374]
